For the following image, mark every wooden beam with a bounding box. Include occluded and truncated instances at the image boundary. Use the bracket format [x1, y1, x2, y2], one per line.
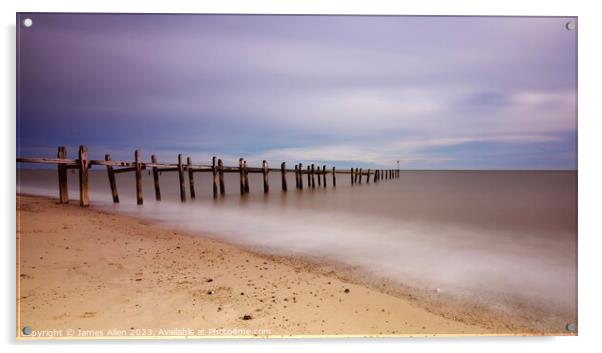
[281, 162, 287, 191]
[134, 149, 143, 205]
[366, 169, 371, 184]
[358, 168, 363, 184]
[57, 146, 69, 204]
[178, 154, 186, 202]
[78, 145, 89, 207]
[298, 163, 303, 189]
[17, 157, 77, 165]
[322, 165, 327, 187]
[311, 164, 316, 188]
[151, 155, 161, 201]
[105, 154, 119, 203]
[218, 158, 225, 196]
[187, 157, 196, 199]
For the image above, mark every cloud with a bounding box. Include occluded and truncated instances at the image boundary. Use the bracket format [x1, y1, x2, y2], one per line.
[17, 14, 577, 169]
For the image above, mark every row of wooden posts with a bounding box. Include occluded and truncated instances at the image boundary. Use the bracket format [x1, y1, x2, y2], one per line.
[17, 145, 400, 207]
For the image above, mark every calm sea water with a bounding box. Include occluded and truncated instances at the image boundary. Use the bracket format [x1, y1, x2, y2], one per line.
[17, 169, 577, 320]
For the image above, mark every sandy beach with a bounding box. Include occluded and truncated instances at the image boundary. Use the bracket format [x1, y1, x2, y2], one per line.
[16, 195, 505, 338]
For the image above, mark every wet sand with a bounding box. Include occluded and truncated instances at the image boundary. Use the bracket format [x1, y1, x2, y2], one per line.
[17, 195, 508, 338]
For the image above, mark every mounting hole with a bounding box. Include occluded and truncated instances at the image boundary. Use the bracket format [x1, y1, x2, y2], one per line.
[565, 21, 575, 31]
[23, 18, 33, 28]
[566, 323, 576, 332]
[22, 326, 32, 335]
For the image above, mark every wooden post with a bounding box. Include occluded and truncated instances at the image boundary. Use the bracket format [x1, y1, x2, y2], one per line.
[299, 163, 303, 189]
[244, 160, 250, 193]
[332, 166, 336, 187]
[134, 149, 144, 205]
[151, 155, 161, 201]
[317, 164, 321, 187]
[239, 158, 245, 195]
[311, 164, 316, 188]
[187, 157, 196, 199]
[262, 160, 269, 193]
[177, 154, 186, 202]
[105, 154, 119, 203]
[358, 168, 363, 184]
[322, 165, 326, 187]
[367, 169, 371, 184]
[351, 168, 354, 185]
[294, 165, 299, 189]
[307, 165, 311, 186]
[218, 159, 225, 196]
[78, 145, 90, 207]
[57, 146, 69, 204]
[212, 156, 218, 199]
[281, 162, 287, 191]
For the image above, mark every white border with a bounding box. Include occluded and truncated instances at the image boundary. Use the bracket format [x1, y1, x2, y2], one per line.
[3, 1, 601, 352]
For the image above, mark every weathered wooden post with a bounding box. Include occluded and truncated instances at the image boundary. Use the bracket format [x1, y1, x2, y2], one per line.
[187, 157, 196, 199]
[332, 166, 336, 187]
[239, 158, 245, 195]
[281, 162, 287, 191]
[78, 145, 90, 207]
[177, 154, 186, 202]
[317, 164, 322, 187]
[367, 169, 371, 184]
[299, 163, 304, 189]
[351, 168, 354, 185]
[218, 159, 225, 196]
[322, 165, 326, 187]
[311, 164, 316, 188]
[151, 155, 161, 201]
[358, 168, 363, 184]
[294, 165, 299, 189]
[262, 160, 269, 193]
[134, 149, 144, 205]
[105, 154, 119, 203]
[57, 146, 69, 204]
[244, 160, 250, 193]
[307, 165, 311, 186]
[212, 156, 218, 198]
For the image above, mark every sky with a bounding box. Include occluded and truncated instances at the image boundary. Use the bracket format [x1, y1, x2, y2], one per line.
[17, 14, 577, 170]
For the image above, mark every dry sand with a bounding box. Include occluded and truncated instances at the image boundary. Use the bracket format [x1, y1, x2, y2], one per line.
[17, 195, 497, 339]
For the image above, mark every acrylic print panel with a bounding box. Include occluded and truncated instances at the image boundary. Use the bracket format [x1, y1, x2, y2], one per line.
[16, 13, 577, 338]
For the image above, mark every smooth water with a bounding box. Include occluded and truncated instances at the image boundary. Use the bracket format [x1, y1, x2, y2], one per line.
[17, 168, 577, 319]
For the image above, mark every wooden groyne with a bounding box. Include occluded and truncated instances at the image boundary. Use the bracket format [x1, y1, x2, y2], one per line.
[17, 145, 400, 207]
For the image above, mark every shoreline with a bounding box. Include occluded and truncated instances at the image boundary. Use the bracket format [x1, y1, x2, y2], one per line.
[16, 194, 572, 337]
